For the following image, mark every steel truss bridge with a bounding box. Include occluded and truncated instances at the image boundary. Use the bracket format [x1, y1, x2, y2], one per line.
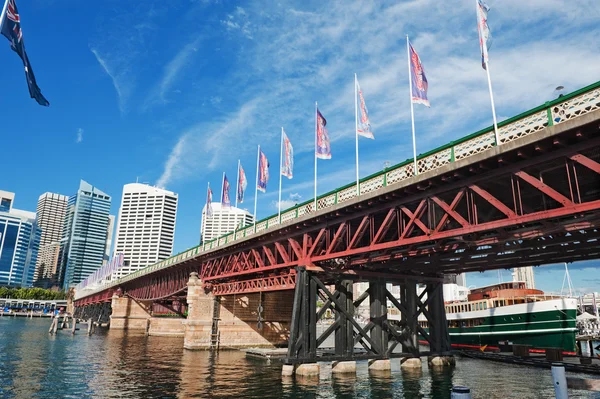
[75, 81, 600, 307]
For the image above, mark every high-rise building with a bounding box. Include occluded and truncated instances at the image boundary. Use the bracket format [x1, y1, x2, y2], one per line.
[112, 183, 178, 279]
[58, 180, 112, 290]
[200, 203, 254, 243]
[512, 266, 536, 289]
[33, 193, 68, 281]
[0, 190, 40, 287]
[104, 215, 115, 265]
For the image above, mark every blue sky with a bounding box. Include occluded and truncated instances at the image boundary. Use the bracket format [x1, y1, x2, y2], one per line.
[2, 0, 599, 293]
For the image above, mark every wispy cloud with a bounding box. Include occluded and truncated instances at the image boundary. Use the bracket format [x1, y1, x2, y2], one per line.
[271, 193, 302, 210]
[76, 128, 84, 144]
[145, 37, 202, 108]
[156, 135, 188, 188]
[90, 48, 130, 114]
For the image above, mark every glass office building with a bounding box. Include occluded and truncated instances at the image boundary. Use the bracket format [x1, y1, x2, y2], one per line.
[0, 191, 40, 287]
[58, 181, 112, 290]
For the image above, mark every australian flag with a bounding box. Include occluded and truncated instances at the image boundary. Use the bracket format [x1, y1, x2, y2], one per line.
[1, 0, 49, 106]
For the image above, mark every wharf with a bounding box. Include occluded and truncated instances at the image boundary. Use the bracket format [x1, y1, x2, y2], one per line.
[243, 348, 288, 360]
[458, 350, 600, 375]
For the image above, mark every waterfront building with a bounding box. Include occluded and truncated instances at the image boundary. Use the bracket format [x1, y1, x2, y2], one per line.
[512, 266, 536, 289]
[33, 193, 68, 281]
[104, 215, 115, 266]
[57, 180, 112, 290]
[112, 183, 178, 279]
[0, 190, 41, 287]
[200, 203, 254, 243]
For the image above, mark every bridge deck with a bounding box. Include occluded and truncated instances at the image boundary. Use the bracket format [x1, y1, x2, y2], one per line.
[75, 81, 600, 302]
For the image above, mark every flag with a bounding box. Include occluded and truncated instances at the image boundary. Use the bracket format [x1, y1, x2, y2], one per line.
[476, 0, 492, 70]
[0, 0, 49, 106]
[257, 149, 269, 192]
[409, 42, 430, 107]
[281, 130, 294, 179]
[221, 174, 231, 207]
[316, 108, 331, 159]
[206, 186, 213, 217]
[356, 79, 374, 139]
[237, 162, 247, 203]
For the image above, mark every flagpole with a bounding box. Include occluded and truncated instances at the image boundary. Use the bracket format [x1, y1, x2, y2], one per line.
[235, 159, 240, 208]
[314, 101, 318, 212]
[476, 0, 500, 145]
[484, 60, 500, 145]
[219, 172, 225, 238]
[406, 35, 418, 177]
[254, 145, 260, 231]
[278, 127, 284, 223]
[355, 73, 360, 195]
[0, 0, 8, 31]
[202, 181, 210, 250]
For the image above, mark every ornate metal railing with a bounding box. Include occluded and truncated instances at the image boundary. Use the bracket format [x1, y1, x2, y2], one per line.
[75, 81, 600, 300]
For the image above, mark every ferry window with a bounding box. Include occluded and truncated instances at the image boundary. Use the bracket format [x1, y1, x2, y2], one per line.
[483, 302, 487, 309]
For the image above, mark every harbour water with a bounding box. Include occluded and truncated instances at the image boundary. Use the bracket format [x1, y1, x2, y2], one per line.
[1, 318, 598, 398]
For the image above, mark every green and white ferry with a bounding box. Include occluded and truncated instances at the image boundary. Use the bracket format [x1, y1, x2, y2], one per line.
[419, 282, 578, 353]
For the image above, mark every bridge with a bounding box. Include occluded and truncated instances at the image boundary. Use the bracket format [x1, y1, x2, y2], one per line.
[74, 81, 600, 376]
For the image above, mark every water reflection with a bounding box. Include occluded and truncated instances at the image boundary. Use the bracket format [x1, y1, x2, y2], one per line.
[1, 319, 598, 399]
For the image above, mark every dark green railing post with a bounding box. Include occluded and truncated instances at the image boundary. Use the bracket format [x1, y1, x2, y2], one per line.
[546, 106, 554, 127]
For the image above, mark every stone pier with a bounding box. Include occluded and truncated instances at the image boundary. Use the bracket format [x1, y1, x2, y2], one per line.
[184, 272, 293, 350]
[110, 294, 151, 330]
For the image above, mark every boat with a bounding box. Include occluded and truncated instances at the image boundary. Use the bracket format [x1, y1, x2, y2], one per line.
[418, 282, 578, 353]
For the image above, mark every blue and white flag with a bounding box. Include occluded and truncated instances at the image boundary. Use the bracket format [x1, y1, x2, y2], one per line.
[237, 162, 247, 203]
[356, 78, 374, 139]
[206, 185, 213, 217]
[476, 0, 492, 70]
[257, 150, 269, 192]
[316, 108, 331, 159]
[281, 130, 294, 179]
[0, 0, 49, 106]
[221, 174, 231, 208]
[409, 42, 430, 107]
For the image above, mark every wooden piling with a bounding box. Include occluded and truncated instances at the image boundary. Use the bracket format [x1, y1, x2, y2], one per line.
[71, 317, 77, 335]
[87, 319, 93, 336]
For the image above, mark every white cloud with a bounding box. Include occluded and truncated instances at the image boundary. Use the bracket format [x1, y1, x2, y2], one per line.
[155, 38, 200, 102]
[271, 193, 302, 210]
[157, 0, 600, 191]
[156, 135, 188, 188]
[90, 48, 130, 114]
[76, 128, 84, 144]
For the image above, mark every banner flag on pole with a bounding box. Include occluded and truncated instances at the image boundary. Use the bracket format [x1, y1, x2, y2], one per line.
[356, 79, 374, 139]
[476, 0, 492, 70]
[221, 174, 231, 208]
[0, 0, 49, 106]
[257, 149, 269, 192]
[281, 129, 294, 179]
[409, 42, 430, 107]
[206, 185, 213, 217]
[237, 162, 247, 204]
[316, 108, 331, 160]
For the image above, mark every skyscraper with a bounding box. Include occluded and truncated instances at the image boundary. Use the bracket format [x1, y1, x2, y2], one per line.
[512, 266, 536, 289]
[58, 180, 112, 290]
[112, 183, 178, 279]
[200, 203, 254, 243]
[34, 192, 68, 281]
[0, 190, 40, 287]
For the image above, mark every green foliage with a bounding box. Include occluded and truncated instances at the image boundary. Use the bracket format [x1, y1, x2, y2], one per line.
[0, 287, 67, 300]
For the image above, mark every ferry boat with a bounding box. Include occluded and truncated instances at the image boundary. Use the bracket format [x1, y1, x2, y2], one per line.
[419, 282, 578, 353]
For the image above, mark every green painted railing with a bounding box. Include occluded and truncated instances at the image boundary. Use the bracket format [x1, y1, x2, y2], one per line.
[75, 80, 600, 300]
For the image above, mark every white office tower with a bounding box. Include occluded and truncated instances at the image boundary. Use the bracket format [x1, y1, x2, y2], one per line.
[34, 193, 68, 280]
[512, 266, 536, 289]
[112, 184, 178, 279]
[201, 203, 254, 242]
[103, 215, 115, 265]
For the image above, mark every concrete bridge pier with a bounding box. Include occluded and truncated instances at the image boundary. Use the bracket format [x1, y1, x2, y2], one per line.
[184, 272, 293, 350]
[110, 293, 151, 330]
